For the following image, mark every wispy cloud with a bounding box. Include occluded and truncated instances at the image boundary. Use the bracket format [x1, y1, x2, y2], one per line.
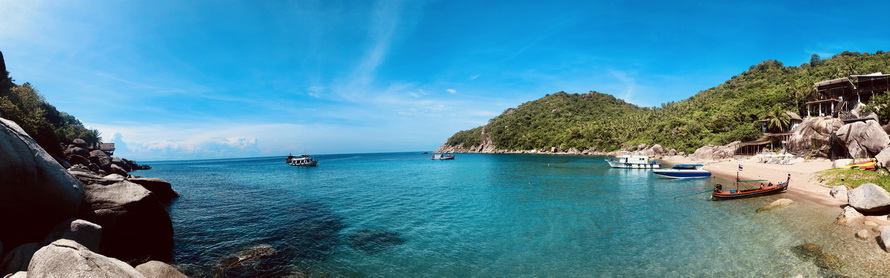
[446, 88, 457, 94]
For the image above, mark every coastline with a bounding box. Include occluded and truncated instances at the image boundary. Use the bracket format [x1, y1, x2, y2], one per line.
[659, 156, 844, 208]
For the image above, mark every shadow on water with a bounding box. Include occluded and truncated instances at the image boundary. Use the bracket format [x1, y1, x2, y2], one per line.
[346, 229, 406, 253]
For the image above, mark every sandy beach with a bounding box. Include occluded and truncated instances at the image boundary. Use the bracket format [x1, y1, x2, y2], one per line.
[661, 156, 843, 207]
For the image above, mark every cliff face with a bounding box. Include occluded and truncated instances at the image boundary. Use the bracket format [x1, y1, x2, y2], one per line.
[434, 127, 496, 153]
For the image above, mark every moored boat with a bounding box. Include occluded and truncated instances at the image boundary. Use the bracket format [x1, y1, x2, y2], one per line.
[286, 154, 318, 167]
[653, 164, 711, 179]
[431, 154, 455, 160]
[606, 155, 660, 169]
[712, 174, 790, 200]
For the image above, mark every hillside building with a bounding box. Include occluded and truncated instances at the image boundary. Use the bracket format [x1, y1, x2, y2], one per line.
[805, 72, 890, 119]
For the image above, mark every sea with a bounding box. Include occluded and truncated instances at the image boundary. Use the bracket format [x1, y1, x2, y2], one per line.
[141, 152, 886, 277]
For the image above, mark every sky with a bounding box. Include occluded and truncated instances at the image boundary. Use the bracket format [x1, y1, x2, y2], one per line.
[1, 0, 889, 160]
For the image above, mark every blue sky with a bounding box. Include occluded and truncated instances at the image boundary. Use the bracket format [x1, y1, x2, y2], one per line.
[1, 0, 888, 160]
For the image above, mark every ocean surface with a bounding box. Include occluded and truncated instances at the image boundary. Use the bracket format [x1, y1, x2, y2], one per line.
[142, 152, 872, 277]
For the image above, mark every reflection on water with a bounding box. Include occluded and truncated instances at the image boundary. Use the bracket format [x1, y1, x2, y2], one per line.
[148, 153, 890, 277]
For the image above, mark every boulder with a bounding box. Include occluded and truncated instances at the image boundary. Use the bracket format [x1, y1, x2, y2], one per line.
[786, 117, 844, 157]
[72, 139, 87, 148]
[756, 198, 794, 212]
[135, 260, 187, 278]
[0, 243, 39, 275]
[0, 118, 83, 246]
[856, 229, 871, 240]
[880, 226, 890, 252]
[65, 145, 89, 158]
[829, 186, 848, 201]
[112, 157, 133, 172]
[80, 181, 173, 263]
[836, 206, 864, 225]
[691, 141, 740, 161]
[129, 178, 179, 203]
[110, 164, 129, 176]
[40, 218, 102, 252]
[847, 183, 890, 213]
[88, 150, 112, 170]
[877, 148, 890, 169]
[27, 239, 143, 278]
[831, 159, 854, 168]
[834, 120, 890, 158]
[6, 271, 26, 278]
[68, 154, 91, 166]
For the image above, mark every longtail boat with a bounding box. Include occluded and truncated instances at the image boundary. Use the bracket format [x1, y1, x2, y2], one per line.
[711, 174, 790, 200]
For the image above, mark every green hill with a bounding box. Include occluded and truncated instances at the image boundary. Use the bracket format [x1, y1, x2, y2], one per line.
[0, 51, 101, 157]
[441, 51, 890, 153]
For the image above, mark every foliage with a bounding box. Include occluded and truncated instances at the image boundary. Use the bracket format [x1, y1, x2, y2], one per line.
[816, 168, 890, 192]
[764, 104, 791, 131]
[0, 79, 100, 157]
[442, 51, 890, 153]
[860, 91, 890, 124]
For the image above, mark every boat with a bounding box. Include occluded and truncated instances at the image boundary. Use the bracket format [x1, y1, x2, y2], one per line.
[605, 155, 660, 169]
[839, 159, 876, 169]
[286, 154, 318, 167]
[711, 174, 790, 200]
[653, 164, 711, 179]
[431, 154, 455, 160]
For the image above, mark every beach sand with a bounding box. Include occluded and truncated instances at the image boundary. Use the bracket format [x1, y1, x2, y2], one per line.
[661, 156, 843, 208]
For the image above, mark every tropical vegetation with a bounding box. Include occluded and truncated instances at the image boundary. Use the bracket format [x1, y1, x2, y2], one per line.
[0, 66, 101, 157]
[443, 51, 890, 153]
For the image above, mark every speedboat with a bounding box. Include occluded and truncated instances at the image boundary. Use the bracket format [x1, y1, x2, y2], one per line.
[605, 155, 660, 169]
[653, 164, 711, 179]
[286, 154, 318, 167]
[431, 154, 455, 160]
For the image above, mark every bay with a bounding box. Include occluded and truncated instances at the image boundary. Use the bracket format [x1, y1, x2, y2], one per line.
[146, 152, 852, 277]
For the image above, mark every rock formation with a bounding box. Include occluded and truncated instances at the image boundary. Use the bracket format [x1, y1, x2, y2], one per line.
[756, 198, 794, 212]
[834, 120, 890, 158]
[786, 117, 843, 157]
[0, 118, 83, 246]
[847, 183, 890, 213]
[28, 239, 144, 278]
[691, 141, 740, 161]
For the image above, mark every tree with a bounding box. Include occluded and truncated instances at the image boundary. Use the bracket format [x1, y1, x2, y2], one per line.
[861, 91, 890, 125]
[810, 53, 821, 67]
[765, 104, 791, 132]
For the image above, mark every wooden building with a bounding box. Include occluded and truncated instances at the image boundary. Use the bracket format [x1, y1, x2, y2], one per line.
[806, 72, 890, 119]
[736, 112, 803, 155]
[99, 143, 115, 156]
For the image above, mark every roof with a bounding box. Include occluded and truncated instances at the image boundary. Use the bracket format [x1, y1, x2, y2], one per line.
[99, 143, 115, 151]
[758, 111, 803, 122]
[814, 77, 851, 87]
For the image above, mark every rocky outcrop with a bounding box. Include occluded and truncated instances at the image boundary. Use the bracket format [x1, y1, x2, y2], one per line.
[80, 181, 174, 263]
[0, 118, 83, 246]
[136, 260, 188, 278]
[27, 239, 144, 278]
[847, 183, 890, 213]
[129, 178, 180, 204]
[786, 117, 844, 157]
[0, 243, 39, 275]
[836, 206, 864, 225]
[691, 141, 740, 161]
[876, 148, 890, 168]
[40, 218, 102, 252]
[835, 120, 890, 158]
[880, 226, 890, 252]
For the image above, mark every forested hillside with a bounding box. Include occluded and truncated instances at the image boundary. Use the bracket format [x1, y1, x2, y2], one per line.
[0, 51, 101, 157]
[442, 51, 890, 153]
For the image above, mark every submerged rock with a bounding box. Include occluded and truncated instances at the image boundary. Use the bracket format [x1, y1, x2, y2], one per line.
[347, 229, 406, 253]
[136, 260, 187, 278]
[756, 198, 794, 212]
[814, 253, 844, 270]
[855, 229, 871, 240]
[791, 243, 823, 259]
[836, 206, 864, 225]
[219, 244, 277, 270]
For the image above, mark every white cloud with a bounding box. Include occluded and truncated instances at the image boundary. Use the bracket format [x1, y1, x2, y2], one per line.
[446, 88, 457, 94]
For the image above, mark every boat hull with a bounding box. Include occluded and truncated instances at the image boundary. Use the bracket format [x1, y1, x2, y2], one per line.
[711, 183, 788, 199]
[652, 169, 711, 179]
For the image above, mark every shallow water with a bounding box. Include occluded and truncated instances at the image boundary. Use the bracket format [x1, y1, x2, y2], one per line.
[144, 153, 889, 277]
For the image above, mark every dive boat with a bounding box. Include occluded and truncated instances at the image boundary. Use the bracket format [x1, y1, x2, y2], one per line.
[606, 155, 660, 169]
[431, 154, 455, 160]
[712, 174, 790, 200]
[653, 164, 711, 179]
[286, 154, 318, 167]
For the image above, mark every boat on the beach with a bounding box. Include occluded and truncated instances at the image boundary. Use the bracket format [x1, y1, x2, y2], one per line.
[431, 154, 455, 160]
[839, 159, 877, 170]
[653, 164, 711, 179]
[286, 154, 318, 167]
[605, 155, 660, 169]
[711, 174, 790, 200]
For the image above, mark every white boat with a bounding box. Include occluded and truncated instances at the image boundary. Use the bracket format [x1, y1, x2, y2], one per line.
[431, 154, 455, 160]
[605, 155, 660, 169]
[653, 164, 711, 179]
[286, 154, 318, 167]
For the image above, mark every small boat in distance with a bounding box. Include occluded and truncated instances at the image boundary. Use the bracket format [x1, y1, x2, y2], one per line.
[431, 154, 455, 160]
[286, 154, 318, 167]
[606, 155, 660, 169]
[653, 164, 711, 179]
[712, 174, 790, 200]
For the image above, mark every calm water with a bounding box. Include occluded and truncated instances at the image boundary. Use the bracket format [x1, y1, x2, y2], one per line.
[143, 153, 866, 277]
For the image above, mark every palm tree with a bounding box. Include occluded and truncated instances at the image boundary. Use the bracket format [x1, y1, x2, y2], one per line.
[765, 105, 791, 132]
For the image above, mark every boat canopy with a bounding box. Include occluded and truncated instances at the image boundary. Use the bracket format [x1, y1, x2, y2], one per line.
[674, 164, 704, 167]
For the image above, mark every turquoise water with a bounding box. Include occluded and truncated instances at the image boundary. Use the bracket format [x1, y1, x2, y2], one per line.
[145, 153, 855, 277]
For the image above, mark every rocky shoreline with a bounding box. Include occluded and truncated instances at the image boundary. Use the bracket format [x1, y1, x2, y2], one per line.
[0, 117, 186, 277]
